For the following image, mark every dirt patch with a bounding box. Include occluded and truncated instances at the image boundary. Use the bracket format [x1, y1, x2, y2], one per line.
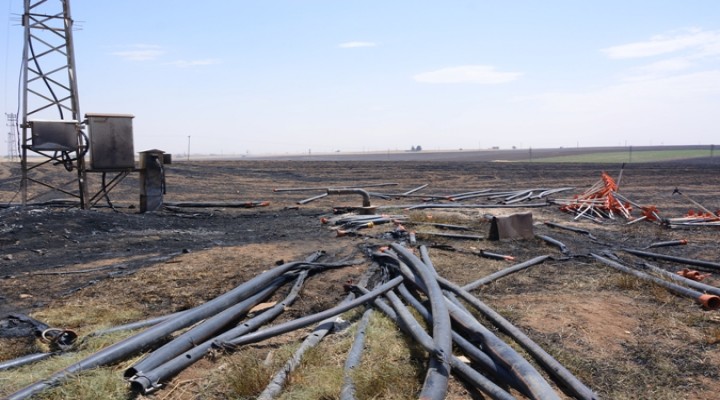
[493, 292, 639, 354]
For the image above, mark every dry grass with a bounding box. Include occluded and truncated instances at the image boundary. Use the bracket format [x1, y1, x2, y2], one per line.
[199, 311, 426, 400]
[0, 331, 142, 398]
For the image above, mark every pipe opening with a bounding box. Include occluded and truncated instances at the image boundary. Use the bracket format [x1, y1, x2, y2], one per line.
[129, 378, 151, 394]
[700, 294, 720, 310]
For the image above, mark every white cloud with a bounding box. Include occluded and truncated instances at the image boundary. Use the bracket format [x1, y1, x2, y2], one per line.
[624, 58, 694, 81]
[338, 41, 377, 48]
[167, 59, 221, 68]
[413, 65, 522, 84]
[111, 44, 165, 61]
[602, 28, 720, 59]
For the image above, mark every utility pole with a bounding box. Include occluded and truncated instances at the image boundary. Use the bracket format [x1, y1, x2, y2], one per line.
[5, 113, 18, 161]
[187, 135, 190, 161]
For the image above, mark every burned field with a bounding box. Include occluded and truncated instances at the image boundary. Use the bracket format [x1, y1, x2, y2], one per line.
[1, 159, 720, 400]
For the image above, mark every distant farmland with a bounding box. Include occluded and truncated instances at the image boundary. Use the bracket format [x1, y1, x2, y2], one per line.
[244, 144, 717, 163]
[534, 148, 716, 163]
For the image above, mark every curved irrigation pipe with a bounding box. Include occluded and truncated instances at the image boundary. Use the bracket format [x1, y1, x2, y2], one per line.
[536, 234, 569, 255]
[385, 290, 449, 400]
[326, 188, 372, 208]
[353, 282, 516, 400]
[444, 296, 561, 400]
[379, 250, 555, 400]
[394, 284, 520, 391]
[622, 248, 720, 272]
[339, 308, 374, 400]
[383, 290, 515, 400]
[461, 255, 551, 292]
[438, 276, 598, 400]
[390, 244, 452, 400]
[591, 253, 720, 310]
[5, 254, 339, 400]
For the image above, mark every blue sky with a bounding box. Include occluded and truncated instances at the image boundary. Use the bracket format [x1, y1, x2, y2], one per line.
[3, 1, 720, 156]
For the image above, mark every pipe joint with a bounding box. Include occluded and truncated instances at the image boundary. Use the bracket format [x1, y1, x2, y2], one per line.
[326, 188, 375, 214]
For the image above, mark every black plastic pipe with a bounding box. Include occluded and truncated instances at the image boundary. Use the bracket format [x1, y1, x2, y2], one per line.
[297, 192, 328, 205]
[382, 258, 556, 400]
[622, 248, 720, 272]
[390, 244, 452, 400]
[387, 252, 556, 400]
[88, 310, 187, 338]
[353, 281, 514, 400]
[273, 183, 398, 192]
[218, 276, 404, 349]
[340, 308, 373, 400]
[385, 290, 449, 400]
[544, 221, 596, 240]
[129, 269, 313, 394]
[326, 188, 372, 207]
[163, 201, 269, 208]
[438, 276, 598, 400]
[383, 290, 516, 400]
[394, 284, 520, 390]
[407, 203, 549, 210]
[462, 255, 551, 291]
[256, 273, 377, 400]
[645, 239, 688, 249]
[591, 253, 720, 310]
[443, 296, 560, 400]
[416, 231, 485, 241]
[536, 234, 569, 255]
[402, 183, 430, 196]
[5, 254, 334, 400]
[407, 222, 473, 231]
[257, 313, 338, 400]
[0, 353, 56, 372]
[638, 262, 720, 297]
[126, 275, 287, 379]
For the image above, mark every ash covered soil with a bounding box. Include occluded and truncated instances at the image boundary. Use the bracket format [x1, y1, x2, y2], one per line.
[1, 159, 720, 399]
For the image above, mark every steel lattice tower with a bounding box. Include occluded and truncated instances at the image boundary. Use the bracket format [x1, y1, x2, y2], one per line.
[20, 0, 88, 207]
[5, 113, 18, 161]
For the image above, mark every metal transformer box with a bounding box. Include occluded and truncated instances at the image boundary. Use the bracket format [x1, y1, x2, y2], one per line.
[30, 120, 78, 151]
[86, 113, 135, 170]
[139, 149, 166, 212]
